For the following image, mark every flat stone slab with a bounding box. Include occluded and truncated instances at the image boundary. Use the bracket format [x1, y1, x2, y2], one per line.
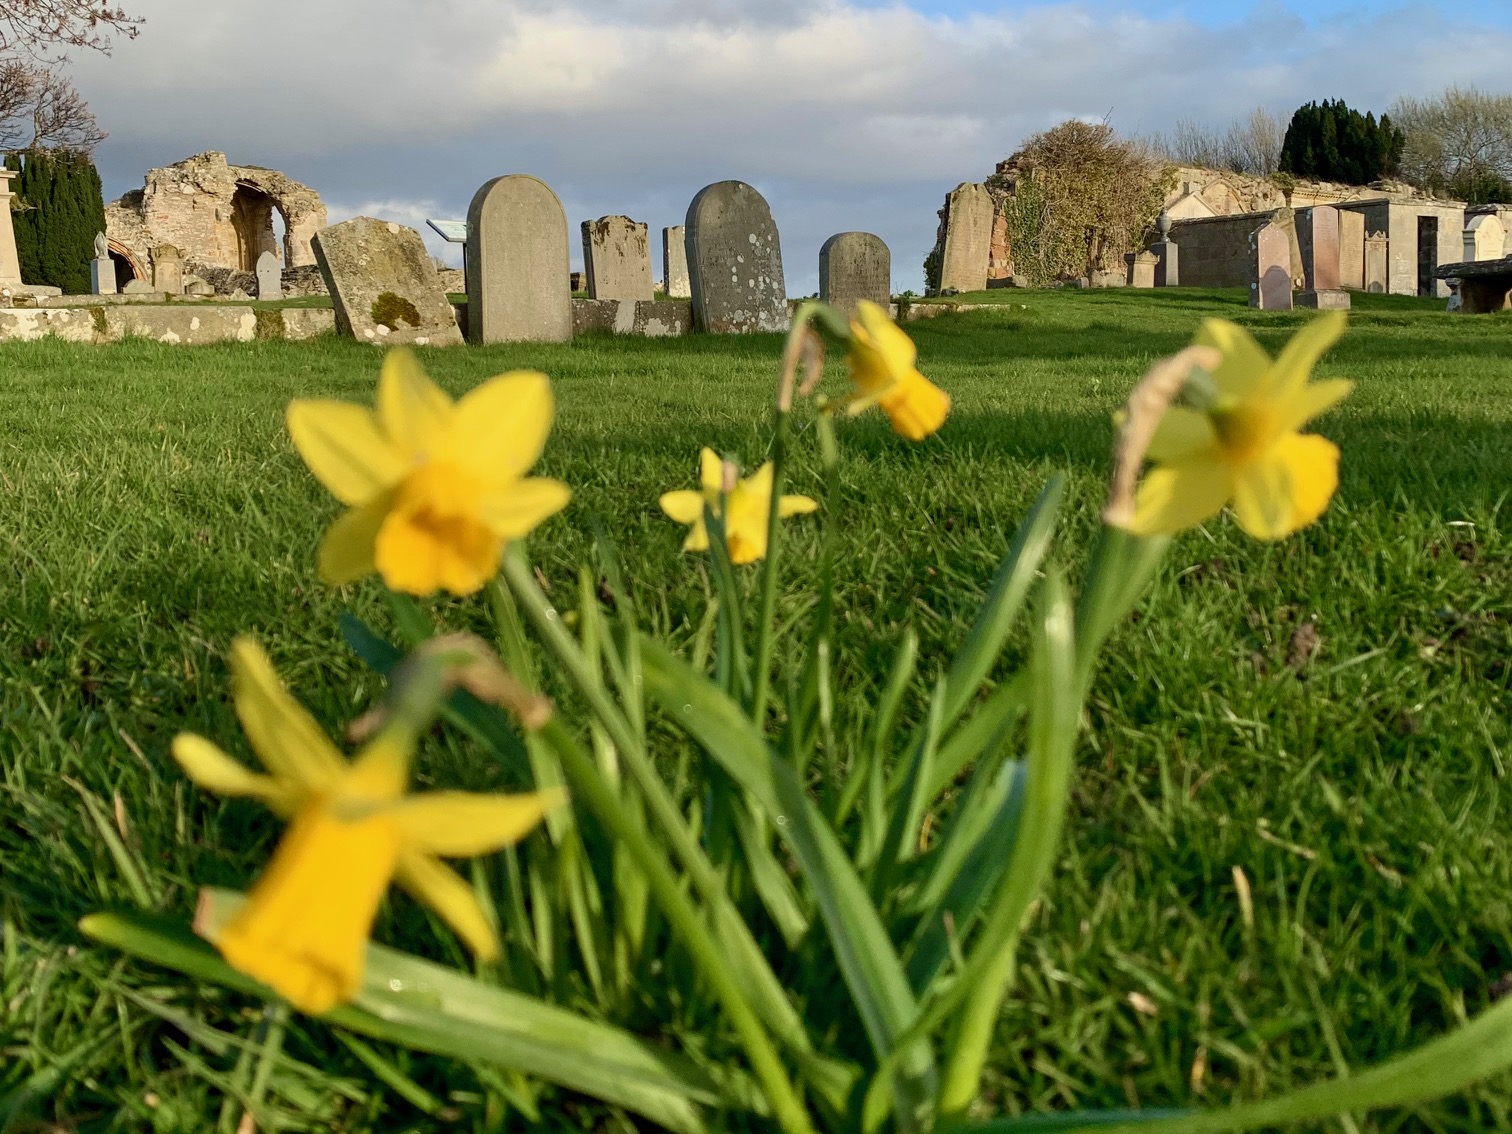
[572, 298, 692, 337]
[1437, 254, 1512, 279]
[0, 308, 97, 342]
[1298, 289, 1351, 310]
[0, 304, 336, 344]
[313, 216, 463, 346]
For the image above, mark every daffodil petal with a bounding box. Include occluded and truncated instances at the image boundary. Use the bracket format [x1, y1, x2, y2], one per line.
[698, 447, 723, 494]
[230, 637, 347, 792]
[880, 372, 950, 440]
[1279, 378, 1354, 434]
[395, 851, 500, 960]
[1147, 406, 1219, 463]
[659, 489, 704, 524]
[1236, 432, 1340, 539]
[778, 494, 819, 517]
[1231, 453, 1297, 540]
[172, 734, 294, 810]
[856, 300, 918, 371]
[1130, 458, 1233, 536]
[393, 788, 563, 857]
[286, 400, 404, 506]
[1270, 311, 1346, 400]
[477, 477, 571, 542]
[377, 349, 454, 460]
[1194, 318, 1271, 399]
[681, 520, 710, 552]
[317, 492, 392, 585]
[346, 735, 412, 803]
[452, 371, 554, 484]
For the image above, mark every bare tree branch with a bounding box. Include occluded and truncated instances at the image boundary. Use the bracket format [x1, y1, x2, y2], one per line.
[0, 54, 104, 150]
[0, 1, 140, 57]
[1391, 86, 1512, 193]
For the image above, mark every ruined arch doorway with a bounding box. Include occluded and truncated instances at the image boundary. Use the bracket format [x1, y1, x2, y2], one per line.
[107, 239, 146, 289]
[230, 182, 288, 272]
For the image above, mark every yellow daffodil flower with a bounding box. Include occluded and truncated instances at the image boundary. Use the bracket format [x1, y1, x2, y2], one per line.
[287, 350, 570, 597]
[1132, 313, 1353, 540]
[659, 447, 817, 565]
[842, 300, 950, 440]
[173, 637, 561, 1015]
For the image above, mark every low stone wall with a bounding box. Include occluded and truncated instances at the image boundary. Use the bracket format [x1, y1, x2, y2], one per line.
[1167, 209, 1302, 288]
[0, 304, 336, 344]
[572, 298, 693, 337]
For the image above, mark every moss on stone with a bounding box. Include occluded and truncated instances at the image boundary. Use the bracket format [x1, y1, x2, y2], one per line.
[370, 291, 420, 330]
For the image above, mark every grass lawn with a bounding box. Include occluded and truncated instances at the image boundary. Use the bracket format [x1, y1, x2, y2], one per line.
[1, 287, 1510, 1131]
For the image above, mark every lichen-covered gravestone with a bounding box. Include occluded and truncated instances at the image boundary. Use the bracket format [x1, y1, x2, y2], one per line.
[465, 174, 571, 344]
[663, 226, 690, 297]
[818, 232, 889, 319]
[685, 181, 787, 333]
[582, 215, 653, 301]
[313, 216, 463, 346]
[151, 244, 183, 295]
[938, 182, 993, 293]
[256, 250, 282, 300]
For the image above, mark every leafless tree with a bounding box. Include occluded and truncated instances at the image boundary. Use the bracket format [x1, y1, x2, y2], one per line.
[0, 1, 138, 57]
[0, 56, 104, 150]
[1390, 86, 1512, 192]
[1160, 108, 1284, 176]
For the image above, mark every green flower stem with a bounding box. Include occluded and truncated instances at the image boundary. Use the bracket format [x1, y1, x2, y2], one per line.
[538, 712, 814, 1134]
[749, 404, 790, 725]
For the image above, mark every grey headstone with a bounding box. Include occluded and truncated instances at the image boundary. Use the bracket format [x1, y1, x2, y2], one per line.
[685, 181, 787, 334]
[581, 215, 653, 301]
[1297, 206, 1340, 292]
[1339, 210, 1365, 290]
[1249, 222, 1293, 310]
[818, 232, 890, 319]
[1364, 231, 1388, 293]
[939, 182, 993, 293]
[184, 279, 215, 297]
[122, 278, 156, 295]
[256, 250, 282, 300]
[662, 225, 690, 298]
[90, 257, 116, 295]
[1125, 250, 1158, 289]
[151, 244, 183, 295]
[312, 216, 464, 346]
[464, 174, 571, 343]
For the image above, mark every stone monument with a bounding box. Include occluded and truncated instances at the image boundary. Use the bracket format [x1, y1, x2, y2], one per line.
[464, 174, 571, 344]
[1364, 231, 1388, 293]
[151, 244, 184, 295]
[256, 250, 282, 300]
[1151, 211, 1179, 287]
[0, 169, 25, 291]
[1339, 210, 1365, 290]
[938, 182, 993, 293]
[663, 225, 690, 298]
[1296, 206, 1349, 310]
[1125, 250, 1158, 288]
[582, 215, 653, 301]
[1464, 214, 1506, 262]
[91, 231, 116, 295]
[684, 180, 787, 334]
[1249, 222, 1292, 310]
[313, 216, 464, 346]
[818, 231, 889, 319]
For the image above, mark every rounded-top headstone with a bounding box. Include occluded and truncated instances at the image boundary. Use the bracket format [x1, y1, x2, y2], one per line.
[818, 232, 890, 320]
[465, 174, 571, 344]
[685, 181, 787, 334]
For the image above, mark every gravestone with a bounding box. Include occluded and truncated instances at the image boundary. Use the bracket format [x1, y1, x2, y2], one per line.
[1297, 206, 1348, 309]
[1464, 214, 1506, 262]
[581, 215, 653, 301]
[122, 278, 156, 295]
[91, 231, 115, 295]
[684, 180, 787, 334]
[313, 216, 464, 346]
[938, 182, 993, 293]
[184, 278, 215, 297]
[0, 170, 21, 290]
[1151, 211, 1179, 286]
[1249, 222, 1292, 310]
[464, 174, 571, 343]
[663, 226, 690, 298]
[1339, 210, 1365, 290]
[1364, 231, 1388, 293]
[151, 244, 183, 295]
[818, 231, 889, 319]
[256, 250, 282, 300]
[1125, 250, 1158, 288]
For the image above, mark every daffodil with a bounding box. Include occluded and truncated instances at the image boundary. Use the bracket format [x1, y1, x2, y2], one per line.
[1131, 313, 1353, 540]
[287, 350, 570, 596]
[659, 447, 817, 565]
[842, 299, 950, 440]
[173, 637, 560, 1015]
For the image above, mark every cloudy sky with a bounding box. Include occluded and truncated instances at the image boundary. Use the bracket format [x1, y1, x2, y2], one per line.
[69, 0, 1512, 293]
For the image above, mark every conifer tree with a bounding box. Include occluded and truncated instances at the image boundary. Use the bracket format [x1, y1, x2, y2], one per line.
[9, 149, 105, 294]
[1279, 100, 1404, 183]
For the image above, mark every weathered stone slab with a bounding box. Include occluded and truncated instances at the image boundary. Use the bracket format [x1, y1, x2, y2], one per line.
[122, 279, 159, 295]
[685, 181, 787, 334]
[256, 250, 282, 300]
[1339, 210, 1365, 290]
[1296, 206, 1340, 292]
[280, 308, 338, 340]
[314, 216, 463, 346]
[104, 305, 257, 344]
[1249, 222, 1292, 310]
[1298, 289, 1351, 310]
[0, 307, 96, 342]
[1125, 250, 1158, 288]
[581, 215, 653, 301]
[464, 174, 571, 343]
[185, 278, 215, 297]
[663, 225, 690, 298]
[151, 244, 184, 295]
[939, 182, 993, 293]
[1364, 231, 1388, 293]
[819, 232, 890, 319]
[571, 298, 693, 337]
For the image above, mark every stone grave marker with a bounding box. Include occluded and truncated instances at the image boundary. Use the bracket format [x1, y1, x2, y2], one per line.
[1249, 222, 1293, 310]
[1151, 211, 1179, 286]
[256, 250, 282, 300]
[1125, 250, 1158, 288]
[582, 215, 653, 301]
[663, 225, 690, 298]
[1297, 206, 1348, 309]
[1339, 210, 1365, 290]
[313, 216, 463, 346]
[465, 174, 571, 343]
[685, 180, 787, 334]
[1465, 214, 1506, 262]
[152, 244, 183, 295]
[91, 231, 115, 295]
[818, 231, 889, 319]
[938, 182, 993, 293]
[0, 170, 21, 290]
[184, 278, 215, 297]
[122, 278, 156, 295]
[1364, 231, 1388, 293]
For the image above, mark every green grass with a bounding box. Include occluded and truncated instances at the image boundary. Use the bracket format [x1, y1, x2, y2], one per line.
[2, 287, 1510, 1131]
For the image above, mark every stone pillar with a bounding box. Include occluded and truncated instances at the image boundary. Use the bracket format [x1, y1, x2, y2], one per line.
[0, 170, 22, 289]
[1363, 231, 1388, 293]
[938, 182, 993, 293]
[663, 225, 690, 297]
[1249, 222, 1292, 310]
[1150, 211, 1179, 286]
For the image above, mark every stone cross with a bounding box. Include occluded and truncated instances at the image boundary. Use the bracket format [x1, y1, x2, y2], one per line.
[151, 244, 184, 295]
[464, 174, 572, 343]
[662, 225, 690, 298]
[1363, 231, 1388, 293]
[684, 180, 787, 334]
[938, 182, 993, 293]
[256, 250, 282, 300]
[1249, 222, 1293, 310]
[0, 170, 23, 289]
[1338, 210, 1365, 290]
[582, 215, 653, 301]
[312, 216, 464, 346]
[1151, 211, 1179, 287]
[818, 232, 890, 319]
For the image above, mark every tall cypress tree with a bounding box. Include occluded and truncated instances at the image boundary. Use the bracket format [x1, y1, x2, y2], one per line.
[1279, 100, 1404, 183]
[8, 149, 105, 294]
